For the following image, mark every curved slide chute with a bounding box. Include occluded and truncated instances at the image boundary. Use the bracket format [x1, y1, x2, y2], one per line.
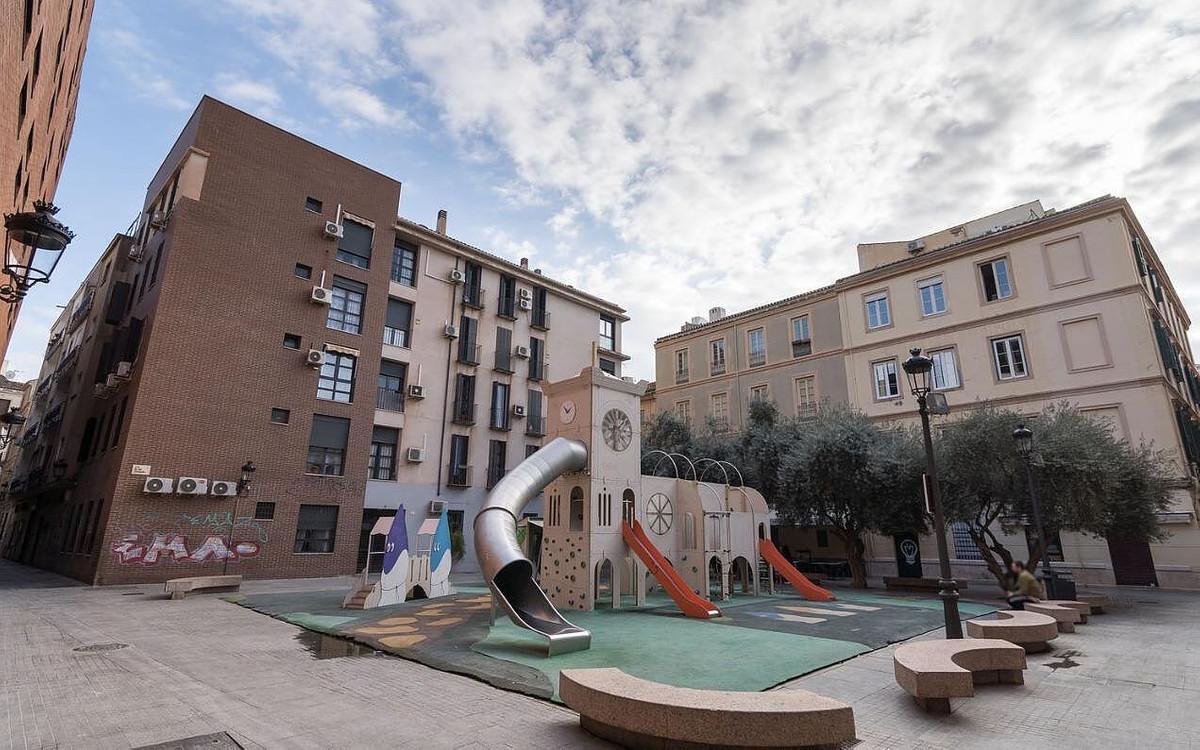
[759, 538, 836, 601]
[622, 520, 721, 619]
[474, 437, 592, 655]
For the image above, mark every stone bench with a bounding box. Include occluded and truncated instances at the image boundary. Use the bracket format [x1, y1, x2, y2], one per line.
[893, 639, 1027, 713]
[560, 667, 856, 749]
[1075, 593, 1109, 614]
[1025, 601, 1083, 632]
[164, 575, 242, 600]
[1042, 600, 1091, 622]
[965, 610, 1059, 653]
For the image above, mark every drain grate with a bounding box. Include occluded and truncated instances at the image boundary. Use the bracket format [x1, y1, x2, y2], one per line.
[73, 642, 128, 653]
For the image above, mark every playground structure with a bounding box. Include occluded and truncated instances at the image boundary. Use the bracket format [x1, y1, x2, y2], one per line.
[343, 505, 454, 609]
[475, 366, 834, 654]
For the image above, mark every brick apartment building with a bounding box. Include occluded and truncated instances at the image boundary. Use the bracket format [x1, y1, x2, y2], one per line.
[647, 197, 1200, 589]
[1, 0, 93, 360]
[0, 97, 628, 585]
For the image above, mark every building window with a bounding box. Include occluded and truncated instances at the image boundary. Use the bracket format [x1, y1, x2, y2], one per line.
[531, 287, 549, 329]
[750, 384, 769, 403]
[306, 415, 349, 475]
[457, 315, 480, 365]
[599, 358, 616, 375]
[498, 275, 517, 318]
[951, 522, 982, 560]
[675, 349, 690, 383]
[992, 334, 1028, 380]
[528, 337, 545, 380]
[748, 328, 766, 367]
[710, 392, 729, 430]
[527, 389, 545, 436]
[453, 373, 476, 425]
[462, 261, 483, 307]
[294, 504, 339, 553]
[918, 276, 947, 316]
[569, 486, 585, 532]
[337, 217, 373, 269]
[318, 350, 356, 402]
[305, 197, 323, 213]
[326, 277, 365, 334]
[525, 443, 540, 459]
[391, 241, 417, 286]
[270, 408, 290, 424]
[795, 375, 817, 419]
[448, 434, 471, 486]
[980, 257, 1013, 302]
[384, 297, 413, 347]
[675, 400, 692, 428]
[930, 348, 960, 390]
[865, 292, 891, 329]
[369, 426, 399, 480]
[599, 315, 616, 351]
[254, 502, 276, 521]
[873, 360, 899, 400]
[283, 333, 302, 350]
[490, 381, 511, 431]
[377, 359, 407, 412]
[710, 339, 726, 375]
[295, 263, 312, 280]
[486, 439, 507, 489]
[791, 315, 812, 357]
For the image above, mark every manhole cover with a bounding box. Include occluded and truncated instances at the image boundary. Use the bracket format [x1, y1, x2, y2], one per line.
[73, 642, 128, 653]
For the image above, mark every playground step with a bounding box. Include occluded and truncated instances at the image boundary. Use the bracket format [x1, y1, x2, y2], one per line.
[342, 585, 374, 610]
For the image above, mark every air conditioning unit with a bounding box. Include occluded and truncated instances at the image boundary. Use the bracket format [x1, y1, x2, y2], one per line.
[93, 383, 109, 399]
[323, 221, 343, 239]
[518, 287, 532, 300]
[176, 477, 209, 495]
[512, 404, 526, 418]
[143, 477, 174, 494]
[210, 480, 238, 497]
[518, 298, 533, 311]
[406, 447, 425, 463]
[448, 268, 465, 284]
[443, 323, 459, 339]
[907, 239, 926, 254]
[513, 344, 530, 359]
[406, 383, 425, 399]
[149, 211, 168, 230]
[310, 286, 332, 304]
[306, 348, 325, 367]
[428, 499, 446, 515]
[105, 373, 119, 389]
[114, 361, 133, 380]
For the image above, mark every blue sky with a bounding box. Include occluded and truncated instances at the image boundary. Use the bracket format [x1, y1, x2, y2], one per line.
[10, 0, 1200, 380]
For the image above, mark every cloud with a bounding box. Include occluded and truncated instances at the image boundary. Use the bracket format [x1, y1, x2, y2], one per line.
[103, 28, 192, 111]
[214, 73, 281, 110]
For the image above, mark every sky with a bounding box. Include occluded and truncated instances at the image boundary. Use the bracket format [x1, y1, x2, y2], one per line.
[10, 0, 1200, 381]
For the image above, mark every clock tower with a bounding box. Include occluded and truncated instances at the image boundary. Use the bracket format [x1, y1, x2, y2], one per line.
[539, 366, 648, 611]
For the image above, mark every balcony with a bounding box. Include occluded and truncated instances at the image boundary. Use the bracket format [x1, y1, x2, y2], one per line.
[675, 368, 689, 385]
[383, 326, 409, 348]
[451, 402, 477, 426]
[791, 339, 813, 358]
[494, 347, 514, 373]
[526, 415, 546, 437]
[486, 464, 506, 489]
[458, 344, 482, 366]
[528, 361, 548, 382]
[748, 351, 766, 368]
[462, 287, 486, 310]
[66, 288, 95, 332]
[498, 295, 517, 319]
[710, 362, 725, 376]
[447, 464, 472, 487]
[490, 408, 511, 432]
[376, 387, 406, 413]
[531, 308, 550, 330]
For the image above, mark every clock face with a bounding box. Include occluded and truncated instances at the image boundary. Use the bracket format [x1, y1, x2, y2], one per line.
[602, 408, 633, 452]
[560, 399, 577, 425]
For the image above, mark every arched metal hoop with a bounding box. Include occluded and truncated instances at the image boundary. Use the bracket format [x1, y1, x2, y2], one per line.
[695, 458, 745, 486]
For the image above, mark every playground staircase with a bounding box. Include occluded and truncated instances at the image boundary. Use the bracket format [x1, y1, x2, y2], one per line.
[342, 582, 374, 610]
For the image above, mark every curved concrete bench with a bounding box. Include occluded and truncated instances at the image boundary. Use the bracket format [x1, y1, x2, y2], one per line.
[965, 610, 1059, 653]
[1042, 600, 1090, 622]
[1075, 593, 1109, 614]
[894, 639, 1027, 713]
[1025, 601, 1083, 632]
[164, 575, 242, 600]
[560, 668, 855, 749]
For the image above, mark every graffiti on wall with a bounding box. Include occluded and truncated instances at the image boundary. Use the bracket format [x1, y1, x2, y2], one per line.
[110, 511, 270, 566]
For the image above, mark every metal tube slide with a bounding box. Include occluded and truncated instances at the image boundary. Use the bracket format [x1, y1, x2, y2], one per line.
[474, 437, 591, 655]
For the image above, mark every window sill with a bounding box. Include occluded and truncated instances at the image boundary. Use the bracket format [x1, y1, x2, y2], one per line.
[303, 472, 346, 478]
[292, 551, 337, 555]
[334, 257, 371, 272]
[316, 397, 354, 405]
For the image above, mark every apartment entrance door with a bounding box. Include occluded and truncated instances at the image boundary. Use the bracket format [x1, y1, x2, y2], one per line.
[1107, 537, 1158, 586]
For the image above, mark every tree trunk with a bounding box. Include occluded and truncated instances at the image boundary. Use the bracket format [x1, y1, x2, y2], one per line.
[835, 529, 869, 588]
[968, 525, 1014, 591]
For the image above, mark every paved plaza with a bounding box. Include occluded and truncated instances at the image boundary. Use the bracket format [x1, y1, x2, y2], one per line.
[3, 560, 1199, 749]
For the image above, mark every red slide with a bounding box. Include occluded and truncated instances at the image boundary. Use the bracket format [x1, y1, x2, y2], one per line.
[759, 538, 836, 601]
[622, 521, 721, 619]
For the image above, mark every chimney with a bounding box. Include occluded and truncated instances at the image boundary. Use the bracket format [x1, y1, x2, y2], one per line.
[534, 268, 542, 275]
[708, 306, 726, 322]
[520, 257, 529, 269]
[436, 209, 447, 235]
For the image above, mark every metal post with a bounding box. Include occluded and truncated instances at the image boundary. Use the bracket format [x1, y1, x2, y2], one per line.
[1023, 457, 1053, 593]
[918, 395, 963, 639]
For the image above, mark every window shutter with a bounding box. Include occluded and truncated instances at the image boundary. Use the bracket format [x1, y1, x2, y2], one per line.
[309, 415, 350, 449]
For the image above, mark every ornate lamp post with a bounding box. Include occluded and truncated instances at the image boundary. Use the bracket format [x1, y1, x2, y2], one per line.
[223, 461, 256, 575]
[0, 407, 26, 449]
[902, 347, 963, 638]
[2, 201, 75, 303]
[1013, 424, 1055, 594]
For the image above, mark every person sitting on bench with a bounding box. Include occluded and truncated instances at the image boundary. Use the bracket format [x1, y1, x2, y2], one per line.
[1007, 560, 1043, 610]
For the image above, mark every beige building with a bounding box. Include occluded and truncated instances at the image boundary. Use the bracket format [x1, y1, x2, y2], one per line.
[650, 196, 1200, 589]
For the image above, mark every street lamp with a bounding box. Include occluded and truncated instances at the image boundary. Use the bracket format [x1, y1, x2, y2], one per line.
[2, 201, 75, 303]
[224, 461, 256, 575]
[0, 407, 26, 449]
[902, 347, 963, 638]
[1013, 424, 1056, 595]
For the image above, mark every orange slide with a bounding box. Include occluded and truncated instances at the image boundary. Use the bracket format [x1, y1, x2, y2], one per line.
[759, 538, 836, 601]
[622, 521, 721, 619]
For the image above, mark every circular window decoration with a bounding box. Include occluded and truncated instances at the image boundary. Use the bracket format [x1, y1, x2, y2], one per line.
[602, 408, 633, 452]
[647, 492, 673, 535]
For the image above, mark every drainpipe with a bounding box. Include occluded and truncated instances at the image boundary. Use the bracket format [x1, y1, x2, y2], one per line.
[435, 261, 463, 496]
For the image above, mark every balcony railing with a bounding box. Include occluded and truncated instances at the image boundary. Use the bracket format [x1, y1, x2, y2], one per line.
[447, 465, 472, 487]
[458, 344, 482, 366]
[710, 362, 726, 376]
[529, 361, 547, 382]
[531, 308, 550, 330]
[494, 347, 514, 373]
[490, 408, 510, 431]
[67, 288, 95, 332]
[675, 368, 689, 384]
[462, 287, 486, 309]
[498, 295, 517, 319]
[526, 415, 546, 437]
[376, 387, 406, 412]
[486, 464, 506, 489]
[748, 351, 766, 368]
[791, 339, 812, 358]
[383, 326, 409, 348]
[451, 402, 477, 426]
